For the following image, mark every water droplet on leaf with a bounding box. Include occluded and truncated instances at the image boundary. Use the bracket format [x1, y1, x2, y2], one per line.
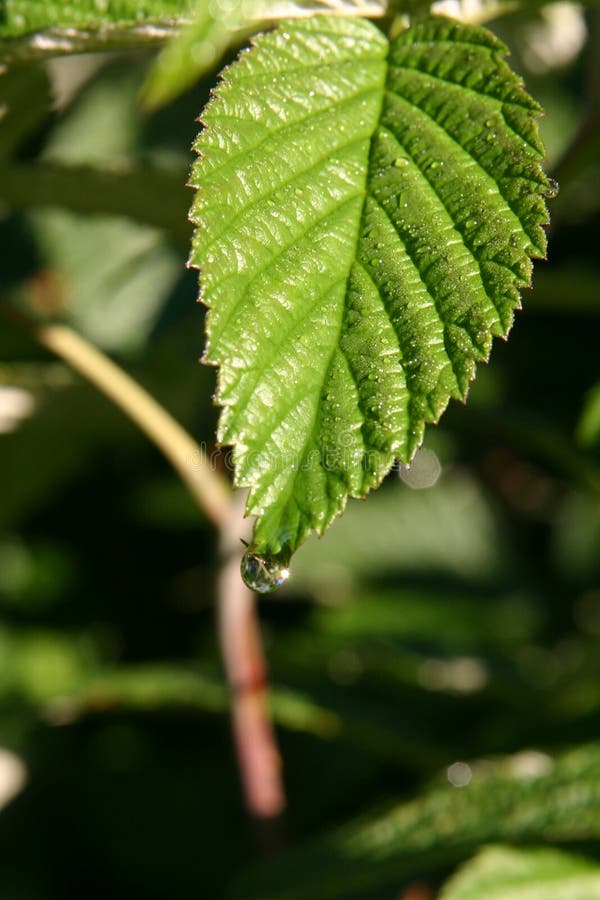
[241, 551, 290, 593]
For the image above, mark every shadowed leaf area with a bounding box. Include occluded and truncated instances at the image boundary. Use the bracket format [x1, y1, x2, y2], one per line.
[233, 743, 600, 899]
[440, 845, 600, 900]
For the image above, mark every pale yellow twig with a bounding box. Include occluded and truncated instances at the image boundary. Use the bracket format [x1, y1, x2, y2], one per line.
[4, 305, 286, 822]
[33, 320, 231, 530]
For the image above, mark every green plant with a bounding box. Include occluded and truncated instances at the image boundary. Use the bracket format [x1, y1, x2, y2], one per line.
[1, 1, 599, 898]
[189, 12, 554, 574]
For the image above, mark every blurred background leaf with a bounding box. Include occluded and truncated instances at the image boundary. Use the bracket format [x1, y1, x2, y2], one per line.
[0, 0, 198, 64]
[139, 1, 254, 111]
[577, 382, 600, 447]
[0, 0, 195, 36]
[439, 845, 600, 899]
[233, 743, 600, 899]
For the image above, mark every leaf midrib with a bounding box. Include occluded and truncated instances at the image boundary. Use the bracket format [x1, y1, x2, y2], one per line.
[218, 206, 363, 426]
[246, 37, 390, 540]
[207, 191, 364, 356]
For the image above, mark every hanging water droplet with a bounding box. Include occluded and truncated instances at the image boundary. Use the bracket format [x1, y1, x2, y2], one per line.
[241, 551, 290, 593]
[394, 157, 408, 168]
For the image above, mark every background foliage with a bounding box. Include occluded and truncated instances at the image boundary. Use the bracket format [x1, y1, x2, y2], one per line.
[0, 1, 599, 898]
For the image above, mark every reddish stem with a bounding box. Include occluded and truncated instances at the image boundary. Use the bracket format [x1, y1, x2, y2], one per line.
[3, 307, 286, 825]
[217, 497, 285, 821]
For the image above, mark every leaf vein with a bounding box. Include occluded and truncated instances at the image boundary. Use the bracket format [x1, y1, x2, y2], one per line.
[390, 58, 536, 116]
[365, 188, 466, 392]
[207, 191, 363, 337]
[197, 83, 380, 184]
[385, 87, 531, 251]
[221, 276, 349, 435]
[194, 135, 368, 261]
[379, 115, 510, 329]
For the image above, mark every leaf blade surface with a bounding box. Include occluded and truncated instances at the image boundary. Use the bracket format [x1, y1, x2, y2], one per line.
[190, 14, 554, 556]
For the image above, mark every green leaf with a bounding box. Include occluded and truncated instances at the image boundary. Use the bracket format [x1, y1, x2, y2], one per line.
[232, 743, 600, 899]
[577, 382, 600, 448]
[190, 15, 555, 559]
[440, 845, 600, 900]
[140, 2, 254, 111]
[0, 0, 193, 37]
[140, 0, 388, 110]
[0, 0, 195, 62]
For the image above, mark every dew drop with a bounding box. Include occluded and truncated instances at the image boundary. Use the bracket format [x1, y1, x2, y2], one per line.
[241, 551, 290, 594]
[393, 157, 408, 168]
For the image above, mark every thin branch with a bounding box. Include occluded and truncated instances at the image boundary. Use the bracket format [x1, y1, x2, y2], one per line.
[31, 319, 232, 530]
[2, 306, 287, 822]
[0, 22, 185, 66]
[0, 164, 191, 246]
